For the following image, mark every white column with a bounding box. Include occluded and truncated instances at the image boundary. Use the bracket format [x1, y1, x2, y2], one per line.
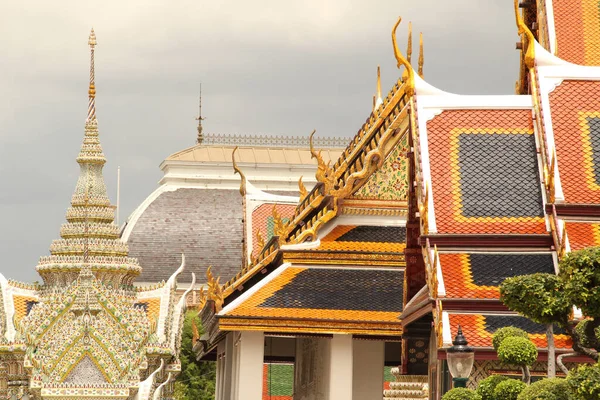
[215, 341, 225, 400]
[234, 331, 265, 400]
[222, 333, 234, 400]
[352, 340, 384, 400]
[328, 334, 353, 400]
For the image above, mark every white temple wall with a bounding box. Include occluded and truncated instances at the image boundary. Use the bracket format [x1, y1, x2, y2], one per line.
[294, 337, 330, 400]
[231, 331, 264, 400]
[352, 339, 384, 400]
[329, 334, 353, 400]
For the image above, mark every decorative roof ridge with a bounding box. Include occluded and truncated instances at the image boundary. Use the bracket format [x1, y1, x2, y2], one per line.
[200, 133, 349, 149]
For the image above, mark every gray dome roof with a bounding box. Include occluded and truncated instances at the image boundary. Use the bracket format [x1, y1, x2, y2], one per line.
[124, 188, 243, 284]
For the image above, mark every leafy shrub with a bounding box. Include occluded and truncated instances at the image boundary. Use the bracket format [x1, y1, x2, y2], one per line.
[560, 247, 600, 318]
[517, 378, 571, 400]
[442, 387, 482, 400]
[567, 363, 600, 400]
[497, 337, 538, 367]
[492, 327, 529, 352]
[477, 375, 509, 400]
[493, 379, 526, 400]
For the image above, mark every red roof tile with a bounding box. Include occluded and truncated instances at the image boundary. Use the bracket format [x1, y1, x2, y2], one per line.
[552, 0, 600, 65]
[426, 110, 546, 235]
[565, 221, 600, 250]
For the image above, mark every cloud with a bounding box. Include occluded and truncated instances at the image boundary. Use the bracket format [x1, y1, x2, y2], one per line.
[0, 0, 521, 281]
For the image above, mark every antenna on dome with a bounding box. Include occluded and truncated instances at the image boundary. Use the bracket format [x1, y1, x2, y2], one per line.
[196, 83, 205, 144]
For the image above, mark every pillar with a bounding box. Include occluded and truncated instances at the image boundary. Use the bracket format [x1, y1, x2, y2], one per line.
[233, 331, 264, 400]
[352, 340, 384, 400]
[328, 334, 353, 400]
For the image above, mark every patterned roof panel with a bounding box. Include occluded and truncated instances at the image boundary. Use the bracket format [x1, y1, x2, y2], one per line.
[447, 313, 571, 349]
[351, 133, 409, 201]
[549, 80, 600, 204]
[225, 267, 403, 322]
[317, 225, 406, 253]
[552, 0, 600, 65]
[565, 221, 600, 250]
[439, 253, 555, 299]
[426, 110, 546, 234]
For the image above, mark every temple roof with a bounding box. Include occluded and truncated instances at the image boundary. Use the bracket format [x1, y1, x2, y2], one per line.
[219, 265, 404, 335]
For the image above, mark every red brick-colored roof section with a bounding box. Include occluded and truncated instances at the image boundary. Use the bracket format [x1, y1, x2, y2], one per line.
[565, 221, 600, 250]
[447, 314, 572, 349]
[552, 0, 600, 65]
[426, 109, 546, 235]
[549, 80, 600, 204]
[251, 203, 296, 255]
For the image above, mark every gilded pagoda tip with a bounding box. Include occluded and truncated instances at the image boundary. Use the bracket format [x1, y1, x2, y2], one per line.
[88, 28, 97, 47]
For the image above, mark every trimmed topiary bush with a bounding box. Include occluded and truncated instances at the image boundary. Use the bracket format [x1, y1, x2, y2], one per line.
[493, 379, 526, 400]
[442, 387, 482, 400]
[517, 378, 571, 400]
[477, 375, 509, 400]
[497, 337, 538, 368]
[567, 363, 600, 400]
[492, 327, 529, 352]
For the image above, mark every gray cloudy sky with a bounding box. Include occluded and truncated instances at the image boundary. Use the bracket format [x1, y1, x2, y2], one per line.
[0, 0, 519, 282]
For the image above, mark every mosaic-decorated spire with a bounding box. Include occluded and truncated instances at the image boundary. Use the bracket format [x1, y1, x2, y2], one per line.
[36, 29, 141, 287]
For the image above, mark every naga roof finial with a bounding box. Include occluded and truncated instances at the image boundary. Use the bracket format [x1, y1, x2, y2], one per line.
[392, 17, 415, 96]
[232, 146, 247, 196]
[298, 176, 308, 202]
[87, 28, 97, 122]
[309, 130, 335, 193]
[418, 32, 424, 79]
[514, 0, 536, 68]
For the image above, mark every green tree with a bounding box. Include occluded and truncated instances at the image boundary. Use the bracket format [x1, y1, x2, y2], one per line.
[566, 363, 600, 400]
[497, 337, 538, 384]
[500, 274, 571, 377]
[499, 248, 600, 374]
[175, 310, 216, 400]
[477, 375, 509, 400]
[493, 380, 526, 400]
[517, 378, 571, 400]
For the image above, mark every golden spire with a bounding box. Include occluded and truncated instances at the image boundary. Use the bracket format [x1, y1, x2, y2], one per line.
[196, 83, 205, 144]
[232, 146, 246, 196]
[407, 22, 413, 65]
[418, 33, 424, 78]
[87, 28, 97, 122]
[514, 0, 536, 68]
[392, 17, 415, 95]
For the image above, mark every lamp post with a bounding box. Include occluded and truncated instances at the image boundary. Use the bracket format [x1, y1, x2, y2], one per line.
[447, 325, 475, 388]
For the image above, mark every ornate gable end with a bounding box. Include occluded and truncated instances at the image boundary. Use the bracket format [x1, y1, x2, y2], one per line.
[350, 132, 409, 202]
[63, 356, 107, 384]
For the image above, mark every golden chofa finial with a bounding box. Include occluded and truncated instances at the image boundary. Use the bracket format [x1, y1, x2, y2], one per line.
[232, 146, 247, 196]
[514, 0, 535, 68]
[418, 33, 424, 79]
[392, 17, 415, 95]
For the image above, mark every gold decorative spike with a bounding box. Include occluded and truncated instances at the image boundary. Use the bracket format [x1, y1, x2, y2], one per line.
[298, 176, 308, 202]
[309, 130, 335, 193]
[431, 245, 439, 297]
[196, 83, 205, 144]
[272, 205, 286, 238]
[232, 146, 247, 196]
[418, 183, 429, 235]
[372, 95, 376, 111]
[407, 22, 413, 65]
[206, 267, 224, 312]
[558, 221, 568, 259]
[545, 148, 556, 203]
[514, 0, 536, 68]
[418, 32, 424, 78]
[377, 65, 382, 101]
[255, 229, 265, 253]
[392, 17, 415, 95]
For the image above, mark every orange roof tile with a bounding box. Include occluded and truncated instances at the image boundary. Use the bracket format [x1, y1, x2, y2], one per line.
[552, 0, 600, 65]
[447, 313, 571, 349]
[549, 80, 600, 204]
[426, 110, 546, 235]
[565, 221, 600, 250]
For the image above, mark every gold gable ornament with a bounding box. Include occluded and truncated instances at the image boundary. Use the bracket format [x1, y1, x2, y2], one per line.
[309, 130, 336, 193]
[206, 267, 224, 312]
[298, 177, 308, 202]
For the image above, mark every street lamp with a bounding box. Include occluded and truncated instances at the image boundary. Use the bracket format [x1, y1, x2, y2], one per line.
[447, 325, 475, 388]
